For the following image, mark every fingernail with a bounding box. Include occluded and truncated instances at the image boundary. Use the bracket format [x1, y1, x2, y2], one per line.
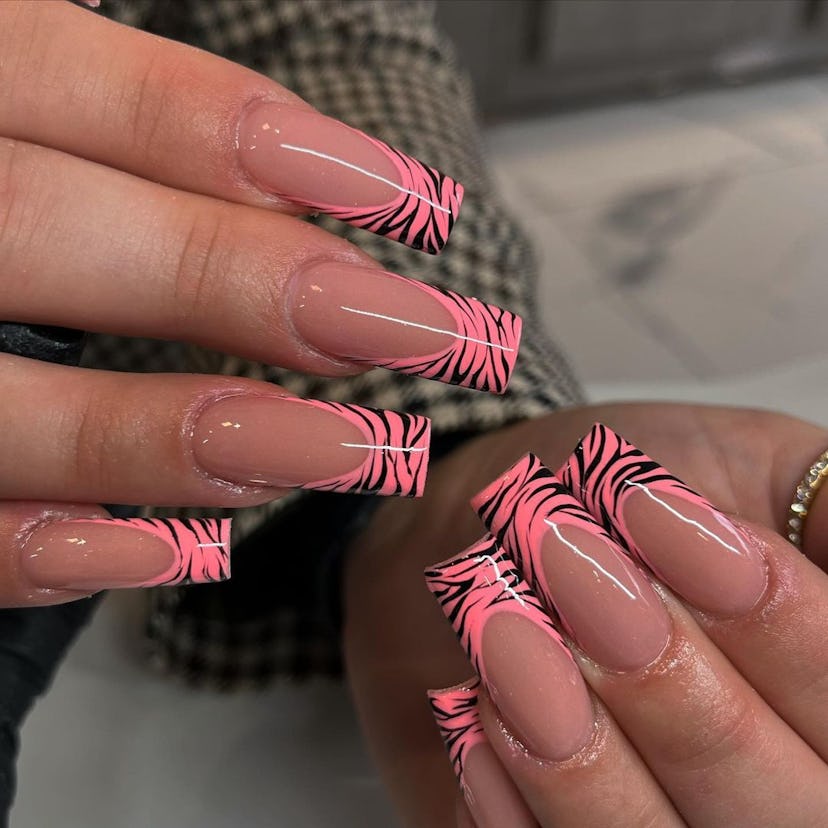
[475, 454, 670, 672]
[238, 103, 464, 254]
[192, 395, 430, 497]
[425, 536, 593, 761]
[563, 424, 767, 616]
[291, 263, 521, 393]
[22, 518, 230, 590]
[429, 680, 538, 828]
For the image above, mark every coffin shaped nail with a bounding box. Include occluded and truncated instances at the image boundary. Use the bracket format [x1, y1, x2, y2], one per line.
[560, 424, 767, 616]
[428, 680, 538, 828]
[238, 103, 463, 253]
[292, 263, 521, 393]
[425, 536, 593, 761]
[474, 454, 670, 672]
[193, 395, 430, 497]
[23, 517, 231, 590]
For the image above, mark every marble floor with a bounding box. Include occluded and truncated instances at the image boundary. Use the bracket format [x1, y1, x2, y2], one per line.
[12, 74, 828, 827]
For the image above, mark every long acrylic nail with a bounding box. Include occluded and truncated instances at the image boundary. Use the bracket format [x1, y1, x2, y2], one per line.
[291, 263, 521, 393]
[429, 680, 538, 828]
[238, 103, 463, 254]
[193, 395, 430, 497]
[22, 517, 231, 590]
[562, 424, 767, 616]
[425, 536, 593, 761]
[474, 454, 670, 672]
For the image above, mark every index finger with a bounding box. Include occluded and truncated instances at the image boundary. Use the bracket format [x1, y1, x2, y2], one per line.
[0, 1, 462, 253]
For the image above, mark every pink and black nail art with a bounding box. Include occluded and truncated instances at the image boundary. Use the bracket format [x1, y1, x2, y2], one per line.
[428, 680, 486, 791]
[424, 535, 572, 678]
[365, 277, 522, 394]
[472, 454, 624, 617]
[559, 423, 728, 567]
[300, 400, 430, 497]
[305, 132, 464, 255]
[66, 517, 231, 586]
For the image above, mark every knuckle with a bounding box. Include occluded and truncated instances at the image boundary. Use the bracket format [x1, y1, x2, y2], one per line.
[69, 391, 130, 491]
[663, 690, 761, 774]
[122, 47, 188, 162]
[170, 209, 229, 324]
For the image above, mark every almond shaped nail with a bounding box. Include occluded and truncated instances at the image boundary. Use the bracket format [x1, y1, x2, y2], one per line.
[22, 518, 231, 590]
[475, 454, 670, 672]
[425, 536, 593, 761]
[562, 424, 767, 616]
[192, 395, 430, 497]
[291, 263, 521, 393]
[428, 681, 538, 828]
[238, 103, 464, 254]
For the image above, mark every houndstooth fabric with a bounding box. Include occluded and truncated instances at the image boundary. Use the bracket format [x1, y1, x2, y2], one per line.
[87, 0, 583, 687]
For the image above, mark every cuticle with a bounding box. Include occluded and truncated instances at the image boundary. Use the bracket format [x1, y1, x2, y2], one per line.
[184, 387, 297, 494]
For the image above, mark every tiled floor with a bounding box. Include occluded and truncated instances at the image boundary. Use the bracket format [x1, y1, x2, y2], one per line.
[13, 75, 828, 827]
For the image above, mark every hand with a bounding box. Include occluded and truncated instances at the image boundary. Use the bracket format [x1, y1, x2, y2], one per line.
[344, 402, 828, 826]
[0, 1, 518, 605]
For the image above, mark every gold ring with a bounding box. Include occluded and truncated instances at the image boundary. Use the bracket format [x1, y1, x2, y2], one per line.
[787, 448, 828, 548]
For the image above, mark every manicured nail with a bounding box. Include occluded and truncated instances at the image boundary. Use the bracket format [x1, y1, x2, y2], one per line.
[238, 103, 463, 254]
[429, 680, 538, 828]
[193, 395, 430, 497]
[474, 454, 670, 672]
[22, 518, 230, 590]
[562, 424, 767, 616]
[291, 263, 521, 393]
[425, 536, 593, 761]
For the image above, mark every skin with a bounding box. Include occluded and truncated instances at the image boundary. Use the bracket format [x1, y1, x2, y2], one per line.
[2, 4, 826, 824]
[344, 403, 828, 827]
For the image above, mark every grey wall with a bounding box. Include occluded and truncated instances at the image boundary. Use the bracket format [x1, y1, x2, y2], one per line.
[436, 0, 828, 119]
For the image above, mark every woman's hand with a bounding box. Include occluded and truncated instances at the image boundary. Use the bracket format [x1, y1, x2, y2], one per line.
[344, 402, 828, 826]
[0, 1, 521, 606]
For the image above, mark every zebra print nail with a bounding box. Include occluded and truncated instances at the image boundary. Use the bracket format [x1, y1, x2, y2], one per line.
[239, 104, 463, 254]
[428, 680, 486, 790]
[299, 400, 431, 497]
[424, 535, 572, 678]
[23, 517, 231, 591]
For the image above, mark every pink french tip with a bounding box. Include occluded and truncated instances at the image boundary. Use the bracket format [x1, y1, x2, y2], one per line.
[469, 452, 540, 520]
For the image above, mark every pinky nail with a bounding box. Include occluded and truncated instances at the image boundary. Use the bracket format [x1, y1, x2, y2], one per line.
[238, 103, 463, 254]
[561, 424, 767, 616]
[291, 263, 521, 393]
[22, 517, 231, 591]
[474, 454, 670, 672]
[429, 680, 538, 828]
[425, 536, 593, 761]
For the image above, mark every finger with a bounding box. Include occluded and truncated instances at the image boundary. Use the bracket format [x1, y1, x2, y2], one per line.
[425, 537, 681, 828]
[561, 424, 828, 757]
[0, 501, 230, 607]
[428, 680, 539, 828]
[0, 140, 518, 393]
[478, 441, 828, 824]
[0, 355, 430, 504]
[1, 2, 462, 253]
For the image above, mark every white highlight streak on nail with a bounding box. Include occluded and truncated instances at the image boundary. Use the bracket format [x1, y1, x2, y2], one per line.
[197, 542, 228, 548]
[339, 306, 514, 351]
[475, 553, 526, 607]
[624, 481, 744, 556]
[545, 520, 637, 600]
[278, 143, 450, 213]
[341, 442, 427, 452]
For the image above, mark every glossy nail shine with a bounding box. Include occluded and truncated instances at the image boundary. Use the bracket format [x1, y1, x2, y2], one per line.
[474, 453, 670, 672]
[239, 103, 464, 253]
[562, 424, 767, 616]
